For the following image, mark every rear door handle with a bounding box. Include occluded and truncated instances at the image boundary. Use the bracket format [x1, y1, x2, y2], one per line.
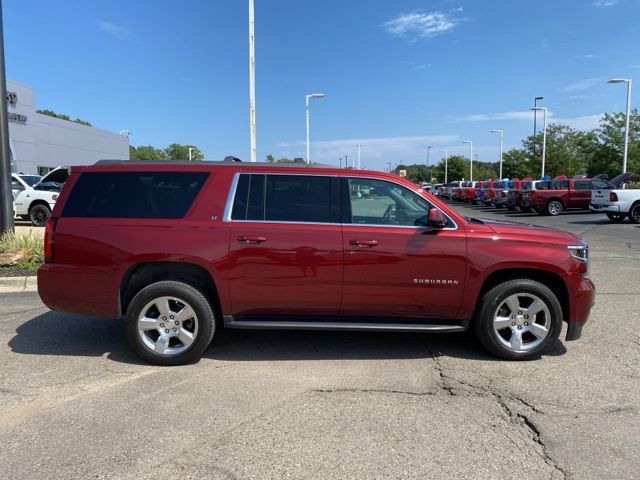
[349, 239, 379, 248]
[237, 235, 267, 244]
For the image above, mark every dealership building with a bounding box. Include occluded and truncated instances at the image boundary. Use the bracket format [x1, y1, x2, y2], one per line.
[6, 79, 129, 175]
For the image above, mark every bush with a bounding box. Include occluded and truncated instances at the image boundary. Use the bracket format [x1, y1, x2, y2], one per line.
[0, 231, 44, 270]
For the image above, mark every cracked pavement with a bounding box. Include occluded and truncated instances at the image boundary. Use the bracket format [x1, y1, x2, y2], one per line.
[1, 206, 638, 479]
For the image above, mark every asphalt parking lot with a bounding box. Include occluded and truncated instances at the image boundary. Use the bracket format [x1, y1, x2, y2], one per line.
[1, 205, 638, 479]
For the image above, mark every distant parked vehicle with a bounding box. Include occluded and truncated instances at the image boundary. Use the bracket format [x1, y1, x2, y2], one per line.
[589, 172, 637, 223]
[506, 177, 534, 211]
[442, 181, 462, 199]
[484, 179, 507, 206]
[12, 167, 69, 226]
[461, 181, 479, 203]
[474, 180, 490, 204]
[529, 174, 611, 216]
[494, 178, 521, 208]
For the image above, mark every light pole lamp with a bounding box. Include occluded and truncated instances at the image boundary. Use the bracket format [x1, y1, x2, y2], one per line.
[119, 129, 132, 136]
[462, 140, 473, 181]
[490, 129, 504, 179]
[439, 149, 448, 183]
[607, 78, 632, 178]
[531, 107, 548, 178]
[305, 93, 325, 164]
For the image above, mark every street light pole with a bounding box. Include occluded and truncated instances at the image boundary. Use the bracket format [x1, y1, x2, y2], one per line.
[0, 0, 13, 233]
[248, 0, 257, 162]
[188, 147, 193, 162]
[426, 146, 431, 180]
[490, 129, 504, 179]
[533, 96, 543, 157]
[439, 150, 448, 183]
[305, 93, 325, 164]
[462, 140, 473, 181]
[607, 78, 633, 180]
[531, 107, 547, 177]
[356, 144, 361, 169]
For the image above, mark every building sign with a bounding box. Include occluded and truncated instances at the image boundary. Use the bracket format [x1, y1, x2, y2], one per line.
[9, 112, 27, 124]
[7, 91, 17, 107]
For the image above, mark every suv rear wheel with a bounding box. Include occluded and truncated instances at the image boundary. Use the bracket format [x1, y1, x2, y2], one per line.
[474, 279, 563, 360]
[126, 281, 215, 365]
[29, 204, 51, 226]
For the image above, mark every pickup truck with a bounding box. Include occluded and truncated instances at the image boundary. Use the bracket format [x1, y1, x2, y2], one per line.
[11, 167, 69, 226]
[484, 179, 507, 206]
[37, 160, 595, 365]
[495, 178, 525, 209]
[530, 174, 615, 216]
[461, 181, 479, 203]
[474, 180, 490, 204]
[589, 173, 638, 223]
[506, 177, 533, 211]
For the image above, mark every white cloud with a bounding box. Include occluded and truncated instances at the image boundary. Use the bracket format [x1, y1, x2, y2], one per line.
[551, 114, 603, 130]
[98, 21, 129, 40]
[277, 135, 460, 165]
[383, 10, 462, 41]
[460, 111, 545, 122]
[563, 76, 606, 92]
[574, 54, 595, 59]
[629, 65, 640, 68]
[592, 1, 617, 6]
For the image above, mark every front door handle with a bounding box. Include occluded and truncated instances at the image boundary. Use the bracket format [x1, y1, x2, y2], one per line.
[237, 235, 267, 244]
[349, 239, 379, 248]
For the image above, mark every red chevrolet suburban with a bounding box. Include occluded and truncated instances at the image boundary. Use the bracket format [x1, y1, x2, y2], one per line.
[38, 161, 595, 365]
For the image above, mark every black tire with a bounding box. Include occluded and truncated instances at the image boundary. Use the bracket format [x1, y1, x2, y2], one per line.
[546, 200, 563, 216]
[606, 212, 627, 223]
[520, 206, 531, 213]
[629, 203, 640, 224]
[506, 205, 516, 211]
[473, 279, 563, 360]
[125, 281, 215, 366]
[29, 204, 51, 226]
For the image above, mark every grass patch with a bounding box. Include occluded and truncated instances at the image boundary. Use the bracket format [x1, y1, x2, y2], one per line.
[0, 230, 44, 271]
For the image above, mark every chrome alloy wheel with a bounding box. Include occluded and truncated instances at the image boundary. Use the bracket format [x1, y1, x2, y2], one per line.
[547, 201, 562, 216]
[137, 296, 199, 356]
[492, 293, 551, 352]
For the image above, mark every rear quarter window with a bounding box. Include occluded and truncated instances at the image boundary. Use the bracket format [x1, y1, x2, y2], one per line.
[62, 171, 209, 219]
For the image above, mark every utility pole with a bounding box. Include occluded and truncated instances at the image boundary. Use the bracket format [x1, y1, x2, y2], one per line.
[356, 144, 361, 169]
[533, 96, 543, 157]
[0, 0, 13, 233]
[248, 0, 256, 162]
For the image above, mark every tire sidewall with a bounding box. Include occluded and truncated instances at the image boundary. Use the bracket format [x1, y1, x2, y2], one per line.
[474, 279, 563, 360]
[125, 281, 215, 365]
[547, 200, 562, 216]
[629, 204, 640, 224]
[30, 204, 51, 226]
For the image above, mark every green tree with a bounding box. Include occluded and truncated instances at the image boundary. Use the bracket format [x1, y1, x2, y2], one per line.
[36, 109, 92, 126]
[591, 109, 640, 177]
[129, 145, 166, 160]
[521, 125, 592, 178]
[431, 155, 469, 182]
[502, 148, 532, 179]
[163, 143, 204, 161]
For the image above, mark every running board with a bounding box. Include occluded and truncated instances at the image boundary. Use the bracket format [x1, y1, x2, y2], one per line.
[223, 315, 465, 333]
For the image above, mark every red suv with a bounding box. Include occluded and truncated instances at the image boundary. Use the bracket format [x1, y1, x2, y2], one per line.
[38, 161, 595, 365]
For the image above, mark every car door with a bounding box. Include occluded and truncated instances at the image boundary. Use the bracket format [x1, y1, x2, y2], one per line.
[227, 172, 343, 316]
[340, 176, 467, 319]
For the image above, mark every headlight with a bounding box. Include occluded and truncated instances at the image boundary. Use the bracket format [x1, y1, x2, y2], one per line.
[52, 194, 59, 201]
[568, 244, 589, 278]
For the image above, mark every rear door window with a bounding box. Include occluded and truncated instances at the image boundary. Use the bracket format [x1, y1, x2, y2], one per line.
[62, 172, 209, 219]
[231, 173, 339, 223]
[574, 180, 591, 190]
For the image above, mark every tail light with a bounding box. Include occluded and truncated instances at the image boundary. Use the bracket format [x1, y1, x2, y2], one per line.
[44, 218, 57, 263]
[610, 192, 618, 202]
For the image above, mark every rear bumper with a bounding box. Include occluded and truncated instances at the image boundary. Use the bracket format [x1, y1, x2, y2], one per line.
[590, 204, 619, 213]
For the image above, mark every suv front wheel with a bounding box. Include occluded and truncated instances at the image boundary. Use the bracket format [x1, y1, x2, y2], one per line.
[474, 279, 563, 360]
[126, 281, 215, 365]
[29, 204, 51, 226]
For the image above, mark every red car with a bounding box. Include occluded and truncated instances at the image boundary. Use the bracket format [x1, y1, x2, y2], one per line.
[530, 175, 613, 216]
[38, 161, 595, 365]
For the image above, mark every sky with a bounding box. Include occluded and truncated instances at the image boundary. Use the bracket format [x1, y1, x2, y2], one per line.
[4, 0, 640, 170]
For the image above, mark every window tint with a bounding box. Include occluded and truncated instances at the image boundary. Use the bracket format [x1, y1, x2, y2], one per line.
[591, 179, 610, 189]
[265, 175, 336, 223]
[11, 179, 24, 190]
[574, 180, 591, 190]
[552, 180, 568, 190]
[347, 178, 436, 227]
[63, 172, 208, 219]
[232, 174, 338, 223]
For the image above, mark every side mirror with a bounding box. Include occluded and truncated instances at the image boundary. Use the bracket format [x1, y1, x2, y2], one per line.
[415, 208, 446, 229]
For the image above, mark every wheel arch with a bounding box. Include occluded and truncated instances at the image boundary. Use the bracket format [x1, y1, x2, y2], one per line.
[474, 268, 569, 325]
[120, 261, 221, 320]
[28, 199, 51, 212]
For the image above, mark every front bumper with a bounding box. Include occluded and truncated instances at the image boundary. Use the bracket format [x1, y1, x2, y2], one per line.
[565, 277, 596, 341]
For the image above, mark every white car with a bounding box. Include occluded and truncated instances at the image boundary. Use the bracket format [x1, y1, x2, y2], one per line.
[589, 172, 638, 223]
[12, 167, 69, 226]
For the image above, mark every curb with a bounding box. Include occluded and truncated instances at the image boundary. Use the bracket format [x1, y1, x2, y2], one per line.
[0, 275, 38, 293]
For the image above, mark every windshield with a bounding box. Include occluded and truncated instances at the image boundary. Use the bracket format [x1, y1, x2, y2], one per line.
[522, 181, 532, 190]
[20, 175, 41, 186]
